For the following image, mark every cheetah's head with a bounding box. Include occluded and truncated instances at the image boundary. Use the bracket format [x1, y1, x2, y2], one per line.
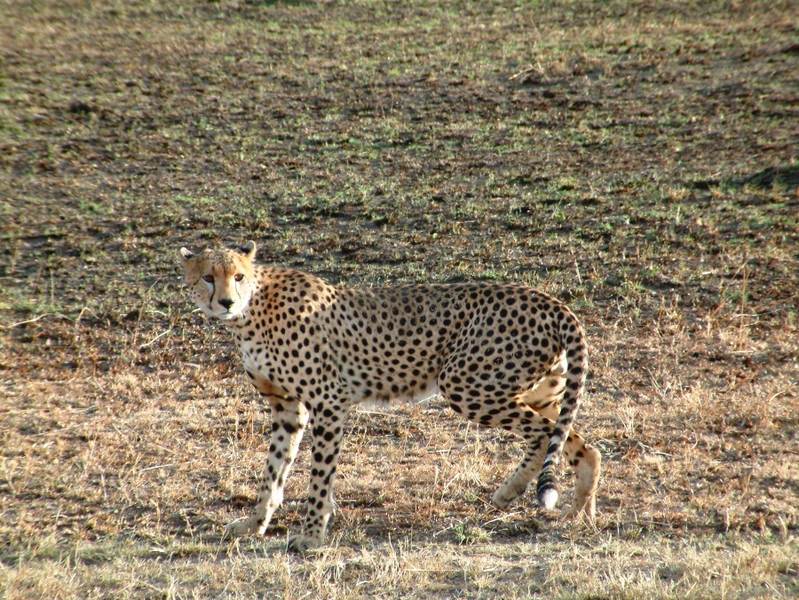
[179, 241, 258, 321]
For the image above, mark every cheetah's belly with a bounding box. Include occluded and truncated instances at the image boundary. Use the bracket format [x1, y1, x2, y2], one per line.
[357, 378, 441, 410]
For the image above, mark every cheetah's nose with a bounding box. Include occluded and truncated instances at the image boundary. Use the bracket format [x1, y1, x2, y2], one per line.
[219, 298, 233, 310]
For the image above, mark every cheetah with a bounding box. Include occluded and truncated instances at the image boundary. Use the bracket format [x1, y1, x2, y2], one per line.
[180, 241, 601, 552]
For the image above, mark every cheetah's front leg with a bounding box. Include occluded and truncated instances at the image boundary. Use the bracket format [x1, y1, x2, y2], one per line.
[225, 399, 308, 538]
[287, 402, 347, 552]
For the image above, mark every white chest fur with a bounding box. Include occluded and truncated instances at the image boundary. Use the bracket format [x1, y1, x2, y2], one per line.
[240, 342, 262, 376]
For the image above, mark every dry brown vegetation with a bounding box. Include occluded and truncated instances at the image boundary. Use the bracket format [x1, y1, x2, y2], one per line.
[1, 1, 798, 598]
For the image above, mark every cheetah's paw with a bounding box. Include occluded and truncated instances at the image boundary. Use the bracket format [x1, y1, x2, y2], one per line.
[223, 515, 262, 539]
[491, 489, 515, 510]
[492, 483, 527, 510]
[287, 534, 323, 553]
[566, 495, 596, 523]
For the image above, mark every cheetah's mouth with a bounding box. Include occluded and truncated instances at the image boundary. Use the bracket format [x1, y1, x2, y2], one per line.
[209, 306, 240, 320]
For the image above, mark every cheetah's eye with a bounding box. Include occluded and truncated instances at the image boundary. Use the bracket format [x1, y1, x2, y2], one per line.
[202, 274, 214, 283]
[234, 273, 244, 282]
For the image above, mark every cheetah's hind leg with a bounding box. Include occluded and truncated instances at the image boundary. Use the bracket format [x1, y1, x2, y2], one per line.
[489, 355, 568, 510]
[563, 431, 600, 521]
[516, 360, 600, 521]
[437, 359, 560, 512]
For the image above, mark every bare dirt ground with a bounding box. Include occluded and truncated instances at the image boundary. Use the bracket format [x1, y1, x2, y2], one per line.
[1, 1, 797, 598]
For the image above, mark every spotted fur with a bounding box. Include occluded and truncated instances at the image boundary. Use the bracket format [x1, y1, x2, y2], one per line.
[180, 242, 601, 551]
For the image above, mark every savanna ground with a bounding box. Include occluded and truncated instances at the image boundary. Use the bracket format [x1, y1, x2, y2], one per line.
[1, 0, 798, 598]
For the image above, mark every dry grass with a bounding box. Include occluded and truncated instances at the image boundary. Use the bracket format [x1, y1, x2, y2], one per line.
[1, 0, 798, 598]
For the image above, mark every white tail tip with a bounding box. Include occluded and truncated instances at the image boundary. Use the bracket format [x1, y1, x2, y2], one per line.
[541, 488, 559, 510]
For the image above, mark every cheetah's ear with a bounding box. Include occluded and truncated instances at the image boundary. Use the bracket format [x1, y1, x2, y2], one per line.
[179, 247, 194, 262]
[239, 240, 257, 261]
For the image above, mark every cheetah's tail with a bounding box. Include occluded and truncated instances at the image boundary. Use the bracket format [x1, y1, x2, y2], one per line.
[535, 307, 588, 510]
